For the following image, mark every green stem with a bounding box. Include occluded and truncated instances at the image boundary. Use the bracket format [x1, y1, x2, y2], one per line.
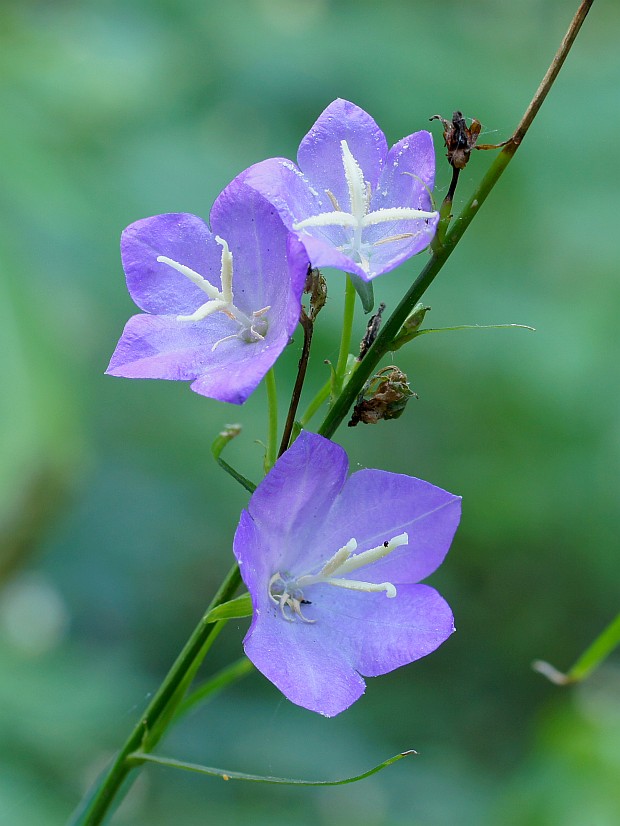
[264, 368, 278, 473]
[211, 425, 257, 493]
[319, 0, 594, 439]
[279, 311, 314, 456]
[69, 564, 242, 826]
[331, 274, 357, 402]
[175, 657, 254, 719]
[533, 611, 620, 685]
[300, 377, 332, 428]
[146, 621, 226, 747]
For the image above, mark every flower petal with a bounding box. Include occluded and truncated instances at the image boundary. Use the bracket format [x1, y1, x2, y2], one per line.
[315, 468, 461, 584]
[297, 99, 388, 210]
[106, 314, 291, 405]
[371, 131, 437, 213]
[315, 583, 454, 677]
[361, 214, 439, 280]
[106, 312, 234, 381]
[243, 602, 366, 717]
[121, 214, 222, 315]
[209, 180, 308, 324]
[240, 158, 324, 230]
[239, 431, 350, 574]
[189, 329, 291, 404]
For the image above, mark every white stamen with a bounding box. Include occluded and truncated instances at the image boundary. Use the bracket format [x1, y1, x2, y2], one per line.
[156, 237, 270, 347]
[318, 538, 357, 577]
[211, 333, 239, 351]
[323, 578, 397, 598]
[374, 233, 415, 246]
[268, 532, 409, 622]
[325, 190, 341, 211]
[329, 532, 408, 576]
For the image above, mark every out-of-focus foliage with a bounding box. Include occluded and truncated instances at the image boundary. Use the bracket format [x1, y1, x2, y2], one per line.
[1, 0, 618, 823]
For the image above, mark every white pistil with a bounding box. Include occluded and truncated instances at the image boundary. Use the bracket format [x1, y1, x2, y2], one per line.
[268, 532, 409, 622]
[156, 236, 270, 348]
[290, 140, 437, 274]
[340, 139, 367, 222]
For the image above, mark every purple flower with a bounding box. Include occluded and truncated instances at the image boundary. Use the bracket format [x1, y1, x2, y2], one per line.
[106, 181, 308, 404]
[233, 431, 460, 716]
[241, 99, 440, 282]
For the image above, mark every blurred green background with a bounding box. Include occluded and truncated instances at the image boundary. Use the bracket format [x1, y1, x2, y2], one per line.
[1, 0, 619, 823]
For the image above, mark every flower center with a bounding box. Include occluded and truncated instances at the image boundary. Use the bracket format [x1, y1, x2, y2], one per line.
[292, 140, 436, 274]
[268, 532, 408, 623]
[157, 236, 270, 350]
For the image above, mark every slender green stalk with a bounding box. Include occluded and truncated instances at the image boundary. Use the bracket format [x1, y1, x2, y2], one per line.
[279, 311, 314, 456]
[145, 620, 227, 747]
[300, 376, 331, 427]
[533, 611, 620, 685]
[211, 425, 257, 493]
[69, 564, 242, 826]
[175, 657, 254, 719]
[319, 0, 594, 439]
[126, 749, 414, 785]
[264, 368, 278, 473]
[331, 275, 357, 401]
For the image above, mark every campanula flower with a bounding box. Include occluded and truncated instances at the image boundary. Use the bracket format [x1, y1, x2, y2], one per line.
[106, 181, 308, 404]
[233, 431, 460, 716]
[241, 99, 440, 282]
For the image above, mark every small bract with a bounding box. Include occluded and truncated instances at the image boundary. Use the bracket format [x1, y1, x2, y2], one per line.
[233, 431, 460, 716]
[242, 99, 440, 282]
[106, 181, 308, 404]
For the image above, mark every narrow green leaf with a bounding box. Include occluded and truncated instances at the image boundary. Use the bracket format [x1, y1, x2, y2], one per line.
[176, 657, 254, 719]
[204, 593, 252, 623]
[533, 611, 620, 685]
[128, 749, 415, 785]
[392, 322, 535, 351]
[211, 425, 256, 493]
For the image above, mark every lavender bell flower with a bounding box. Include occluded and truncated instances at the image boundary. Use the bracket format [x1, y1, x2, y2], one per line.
[241, 99, 440, 282]
[106, 181, 308, 404]
[233, 431, 460, 716]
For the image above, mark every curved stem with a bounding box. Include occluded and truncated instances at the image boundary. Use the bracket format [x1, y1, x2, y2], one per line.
[264, 368, 278, 473]
[319, 0, 594, 439]
[69, 563, 242, 826]
[331, 274, 357, 402]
